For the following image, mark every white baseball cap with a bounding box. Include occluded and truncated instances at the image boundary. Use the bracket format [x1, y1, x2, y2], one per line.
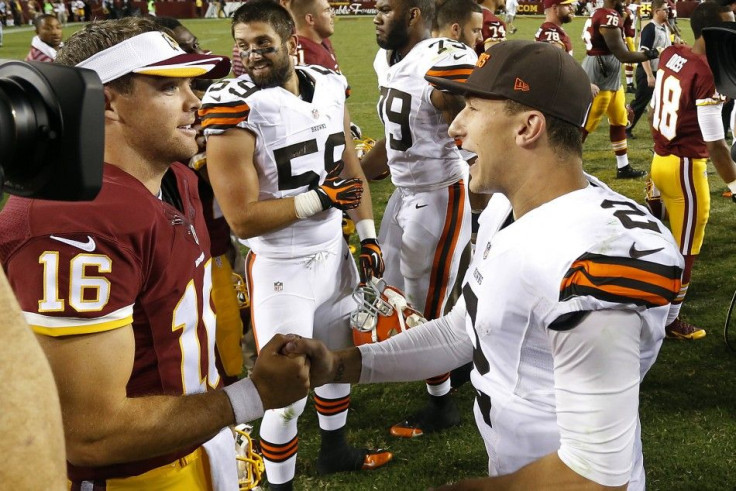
[76, 30, 231, 84]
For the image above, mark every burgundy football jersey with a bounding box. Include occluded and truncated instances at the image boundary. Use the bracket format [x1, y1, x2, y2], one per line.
[623, 10, 635, 38]
[651, 45, 723, 159]
[585, 8, 623, 56]
[476, 7, 507, 55]
[296, 36, 340, 71]
[25, 46, 54, 62]
[0, 163, 218, 481]
[535, 22, 573, 55]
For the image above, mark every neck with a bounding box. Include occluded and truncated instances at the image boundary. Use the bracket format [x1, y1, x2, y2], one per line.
[692, 37, 705, 55]
[282, 68, 300, 97]
[546, 14, 560, 26]
[295, 27, 324, 44]
[397, 30, 429, 58]
[104, 146, 169, 196]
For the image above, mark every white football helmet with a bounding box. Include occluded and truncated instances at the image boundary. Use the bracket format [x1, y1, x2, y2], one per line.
[350, 278, 426, 345]
[233, 424, 265, 490]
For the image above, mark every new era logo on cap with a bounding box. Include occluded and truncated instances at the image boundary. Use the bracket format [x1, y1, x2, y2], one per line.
[514, 78, 530, 92]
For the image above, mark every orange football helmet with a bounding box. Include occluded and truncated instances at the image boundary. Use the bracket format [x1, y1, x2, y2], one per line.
[349, 278, 427, 346]
[233, 424, 265, 490]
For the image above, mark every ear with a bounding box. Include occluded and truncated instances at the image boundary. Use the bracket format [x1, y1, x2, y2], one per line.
[515, 111, 546, 148]
[305, 12, 315, 26]
[287, 34, 298, 56]
[451, 22, 462, 38]
[103, 86, 121, 122]
[407, 7, 420, 26]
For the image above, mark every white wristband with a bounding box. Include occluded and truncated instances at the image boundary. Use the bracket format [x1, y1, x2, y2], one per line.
[727, 179, 736, 195]
[223, 377, 265, 424]
[294, 190, 323, 219]
[355, 219, 377, 241]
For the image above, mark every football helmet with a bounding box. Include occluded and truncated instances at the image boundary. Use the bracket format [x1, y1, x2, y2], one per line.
[350, 278, 427, 346]
[233, 424, 265, 490]
[354, 137, 376, 161]
[232, 272, 250, 310]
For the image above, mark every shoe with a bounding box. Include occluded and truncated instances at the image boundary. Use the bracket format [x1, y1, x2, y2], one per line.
[316, 447, 393, 474]
[722, 189, 733, 198]
[625, 130, 636, 140]
[665, 318, 706, 340]
[626, 83, 636, 94]
[511, 27, 518, 34]
[616, 165, 647, 179]
[389, 395, 460, 438]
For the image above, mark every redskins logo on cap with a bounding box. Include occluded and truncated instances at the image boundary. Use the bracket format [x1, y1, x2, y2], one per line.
[476, 53, 490, 67]
[161, 32, 181, 51]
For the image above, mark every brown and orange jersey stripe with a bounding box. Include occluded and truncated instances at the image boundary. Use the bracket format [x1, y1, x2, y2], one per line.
[560, 252, 683, 308]
[425, 64, 475, 84]
[198, 101, 250, 131]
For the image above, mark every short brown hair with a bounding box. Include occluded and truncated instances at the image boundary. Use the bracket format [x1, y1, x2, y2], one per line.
[504, 99, 583, 157]
[55, 17, 165, 93]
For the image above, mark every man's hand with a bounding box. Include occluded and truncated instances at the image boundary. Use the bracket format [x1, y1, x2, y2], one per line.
[643, 47, 659, 60]
[282, 337, 353, 387]
[315, 161, 363, 211]
[359, 238, 384, 284]
[250, 334, 310, 409]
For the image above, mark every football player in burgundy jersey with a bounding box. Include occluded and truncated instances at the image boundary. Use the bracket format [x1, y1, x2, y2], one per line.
[475, 0, 507, 54]
[581, 0, 658, 179]
[200, 2, 390, 488]
[535, 0, 574, 54]
[0, 17, 312, 490]
[648, 2, 736, 340]
[24, 14, 62, 62]
[360, 0, 475, 438]
[291, 0, 341, 70]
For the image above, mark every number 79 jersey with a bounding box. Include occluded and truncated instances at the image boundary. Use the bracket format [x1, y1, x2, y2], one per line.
[200, 66, 349, 257]
[374, 38, 477, 189]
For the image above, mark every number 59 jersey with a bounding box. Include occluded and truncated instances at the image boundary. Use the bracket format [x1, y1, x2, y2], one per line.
[200, 66, 349, 258]
[374, 38, 477, 190]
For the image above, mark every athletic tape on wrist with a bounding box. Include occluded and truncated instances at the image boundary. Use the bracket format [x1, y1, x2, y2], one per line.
[356, 219, 377, 241]
[223, 377, 265, 424]
[294, 190, 323, 219]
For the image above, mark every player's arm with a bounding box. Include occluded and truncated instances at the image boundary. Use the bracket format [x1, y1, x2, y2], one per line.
[37, 325, 308, 467]
[601, 26, 652, 63]
[0, 271, 66, 490]
[360, 137, 390, 180]
[206, 129, 303, 239]
[434, 309, 639, 490]
[431, 88, 467, 126]
[698, 102, 736, 189]
[343, 108, 374, 225]
[639, 24, 657, 86]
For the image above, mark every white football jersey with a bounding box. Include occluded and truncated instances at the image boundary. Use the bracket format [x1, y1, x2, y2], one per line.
[201, 66, 348, 258]
[374, 38, 477, 189]
[464, 180, 683, 485]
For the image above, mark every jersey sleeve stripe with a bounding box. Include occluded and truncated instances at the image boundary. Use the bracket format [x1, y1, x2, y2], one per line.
[560, 254, 682, 308]
[425, 65, 475, 81]
[199, 103, 251, 130]
[25, 305, 134, 337]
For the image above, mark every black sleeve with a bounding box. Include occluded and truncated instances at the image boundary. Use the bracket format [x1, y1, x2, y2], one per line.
[639, 23, 655, 50]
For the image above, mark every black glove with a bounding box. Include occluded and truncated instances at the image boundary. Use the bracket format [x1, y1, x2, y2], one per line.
[643, 47, 659, 60]
[359, 238, 384, 284]
[314, 161, 363, 211]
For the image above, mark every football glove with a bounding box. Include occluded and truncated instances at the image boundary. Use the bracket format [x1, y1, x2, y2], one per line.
[359, 238, 385, 284]
[643, 47, 659, 60]
[314, 161, 363, 211]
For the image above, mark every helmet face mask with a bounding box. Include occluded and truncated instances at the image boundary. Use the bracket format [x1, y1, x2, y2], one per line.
[350, 278, 426, 345]
[233, 424, 265, 490]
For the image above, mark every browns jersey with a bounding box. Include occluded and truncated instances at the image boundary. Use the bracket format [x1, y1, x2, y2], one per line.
[296, 36, 340, 71]
[0, 163, 217, 480]
[651, 45, 725, 159]
[535, 22, 573, 55]
[583, 8, 623, 56]
[476, 7, 506, 54]
[374, 37, 476, 189]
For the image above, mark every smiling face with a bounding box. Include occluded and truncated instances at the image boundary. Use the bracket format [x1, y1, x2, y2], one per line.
[108, 75, 202, 167]
[37, 16, 63, 48]
[234, 21, 294, 89]
[373, 0, 411, 51]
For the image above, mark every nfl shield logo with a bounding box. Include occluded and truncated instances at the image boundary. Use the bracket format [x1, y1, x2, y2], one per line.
[483, 242, 492, 259]
[312, 108, 320, 119]
[274, 281, 283, 292]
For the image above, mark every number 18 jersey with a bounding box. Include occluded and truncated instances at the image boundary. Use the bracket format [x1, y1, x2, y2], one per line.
[200, 66, 349, 258]
[374, 38, 477, 190]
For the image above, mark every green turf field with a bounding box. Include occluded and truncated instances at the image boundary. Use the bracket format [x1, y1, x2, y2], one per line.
[2, 14, 736, 489]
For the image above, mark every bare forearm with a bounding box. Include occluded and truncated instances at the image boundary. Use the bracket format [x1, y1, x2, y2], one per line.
[67, 389, 235, 467]
[360, 138, 389, 180]
[709, 141, 736, 184]
[228, 197, 300, 239]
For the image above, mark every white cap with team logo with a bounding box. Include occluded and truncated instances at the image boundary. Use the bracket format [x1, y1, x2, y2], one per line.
[76, 30, 231, 84]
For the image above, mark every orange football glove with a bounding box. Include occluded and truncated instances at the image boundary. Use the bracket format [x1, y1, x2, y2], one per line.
[315, 161, 363, 211]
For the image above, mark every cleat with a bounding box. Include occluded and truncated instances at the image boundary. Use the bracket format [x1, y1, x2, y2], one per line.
[390, 397, 460, 438]
[665, 318, 706, 340]
[625, 130, 636, 140]
[616, 165, 647, 179]
[626, 83, 636, 94]
[316, 447, 392, 475]
[722, 189, 733, 198]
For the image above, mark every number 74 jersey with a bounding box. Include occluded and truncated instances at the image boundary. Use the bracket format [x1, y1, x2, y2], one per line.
[374, 38, 477, 189]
